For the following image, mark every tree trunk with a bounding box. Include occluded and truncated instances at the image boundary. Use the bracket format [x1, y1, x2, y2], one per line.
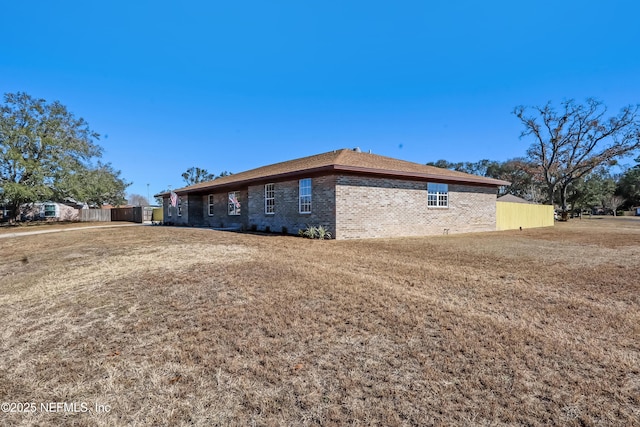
[7, 201, 20, 223]
[560, 185, 569, 213]
[547, 186, 556, 209]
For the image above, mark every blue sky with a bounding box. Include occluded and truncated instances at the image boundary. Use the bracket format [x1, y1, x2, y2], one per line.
[2, 1, 639, 201]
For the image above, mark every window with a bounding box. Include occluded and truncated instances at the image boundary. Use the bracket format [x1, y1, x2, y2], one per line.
[44, 204, 56, 218]
[208, 195, 214, 216]
[228, 192, 241, 215]
[167, 198, 172, 217]
[299, 178, 312, 213]
[265, 183, 275, 214]
[427, 183, 449, 208]
[177, 197, 183, 216]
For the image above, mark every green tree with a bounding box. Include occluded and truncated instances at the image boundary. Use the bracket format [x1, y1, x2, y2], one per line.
[490, 158, 546, 202]
[182, 167, 214, 185]
[427, 159, 464, 171]
[616, 157, 640, 208]
[428, 158, 546, 202]
[0, 92, 127, 219]
[460, 159, 502, 177]
[154, 189, 169, 206]
[216, 170, 233, 179]
[566, 167, 615, 213]
[55, 161, 129, 207]
[514, 99, 640, 212]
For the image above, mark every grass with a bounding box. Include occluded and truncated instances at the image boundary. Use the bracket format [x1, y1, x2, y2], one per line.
[0, 217, 639, 426]
[0, 221, 120, 235]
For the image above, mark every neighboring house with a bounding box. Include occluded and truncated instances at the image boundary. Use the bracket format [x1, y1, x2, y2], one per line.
[497, 194, 533, 204]
[21, 201, 84, 221]
[0, 205, 11, 221]
[156, 148, 510, 239]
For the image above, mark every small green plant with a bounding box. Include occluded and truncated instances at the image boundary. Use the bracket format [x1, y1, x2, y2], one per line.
[316, 225, 332, 240]
[299, 225, 332, 240]
[302, 225, 317, 239]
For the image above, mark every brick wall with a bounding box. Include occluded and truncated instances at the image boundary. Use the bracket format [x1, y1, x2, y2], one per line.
[188, 193, 204, 224]
[163, 195, 189, 225]
[163, 190, 248, 229]
[163, 197, 178, 224]
[190, 190, 248, 229]
[335, 175, 497, 239]
[163, 174, 498, 239]
[247, 176, 336, 235]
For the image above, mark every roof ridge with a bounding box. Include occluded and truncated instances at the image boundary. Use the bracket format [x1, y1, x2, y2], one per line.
[174, 149, 347, 192]
[157, 148, 510, 197]
[333, 148, 352, 163]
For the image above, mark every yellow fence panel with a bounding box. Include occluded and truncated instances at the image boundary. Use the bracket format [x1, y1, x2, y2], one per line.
[496, 202, 554, 231]
[152, 207, 163, 222]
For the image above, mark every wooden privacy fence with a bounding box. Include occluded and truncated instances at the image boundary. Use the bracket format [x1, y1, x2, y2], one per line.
[111, 207, 154, 223]
[79, 209, 112, 222]
[80, 207, 155, 223]
[496, 202, 554, 231]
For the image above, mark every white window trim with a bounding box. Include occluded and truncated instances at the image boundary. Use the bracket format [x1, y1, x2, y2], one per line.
[299, 178, 312, 214]
[208, 194, 214, 216]
[228, 191, 241, 216]
[265, 183, 275, 215]
[427, 183, 449, 208]
[43, 204, 57, 218]
[177, 197, 183, 216]
[167, 199, 172, 217]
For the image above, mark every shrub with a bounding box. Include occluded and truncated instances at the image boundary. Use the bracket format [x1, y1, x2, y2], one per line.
[299, 225, 332, 240]
[301, 225, 317, 239]
[316, 225, 332, 240]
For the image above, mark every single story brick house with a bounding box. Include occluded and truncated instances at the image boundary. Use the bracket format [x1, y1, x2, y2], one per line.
[157, 149, 509, 239]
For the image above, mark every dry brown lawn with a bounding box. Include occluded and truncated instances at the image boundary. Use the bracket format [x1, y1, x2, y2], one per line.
[0, 221, 124, 235]
[1, 217, 639, 426]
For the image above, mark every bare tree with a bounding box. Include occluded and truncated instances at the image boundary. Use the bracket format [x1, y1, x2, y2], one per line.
[128, 194, 149, 207]
[514, 99, 640, 212]
[602, 194, 625, 216]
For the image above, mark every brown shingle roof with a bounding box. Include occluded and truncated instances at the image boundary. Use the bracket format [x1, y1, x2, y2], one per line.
[158, 149, 510, 196]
